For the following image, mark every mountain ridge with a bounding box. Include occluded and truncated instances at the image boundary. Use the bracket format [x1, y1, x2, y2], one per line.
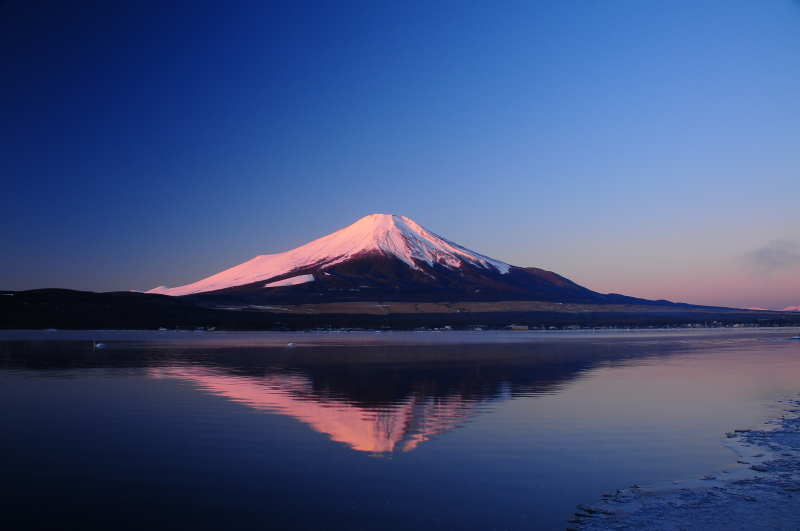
[148, 214, 510, 297]
[146, 213, 620, 307]
[142, 214, 777, 310]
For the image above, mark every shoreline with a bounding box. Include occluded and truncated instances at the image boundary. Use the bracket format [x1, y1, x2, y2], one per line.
[569, 396, 800, 531]
[1, 327, 799, 346]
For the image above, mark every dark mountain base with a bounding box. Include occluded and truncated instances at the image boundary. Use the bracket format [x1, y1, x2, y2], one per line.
[1, 289, 798, 331]
[179, 254, 616, 306]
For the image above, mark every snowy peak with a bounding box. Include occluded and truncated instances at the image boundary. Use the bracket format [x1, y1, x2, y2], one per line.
[148, 214, 509, 296]
[318, 214, 509, 273]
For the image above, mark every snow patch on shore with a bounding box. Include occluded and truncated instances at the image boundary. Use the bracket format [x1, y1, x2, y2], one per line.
[570, 396, 800, 531]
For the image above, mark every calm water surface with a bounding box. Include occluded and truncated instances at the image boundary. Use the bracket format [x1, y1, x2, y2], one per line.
[2, 329, 800, 530]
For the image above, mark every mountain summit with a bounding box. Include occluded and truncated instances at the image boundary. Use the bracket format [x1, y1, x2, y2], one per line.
[148, 214, 603, 304]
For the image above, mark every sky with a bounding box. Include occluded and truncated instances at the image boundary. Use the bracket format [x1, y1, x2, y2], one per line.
[2, 0, 799, 310]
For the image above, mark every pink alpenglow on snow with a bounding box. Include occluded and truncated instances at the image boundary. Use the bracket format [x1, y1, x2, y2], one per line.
[147, 214, 510, 296]
[782, 306, 800, 312]
[264, 274, 315, 288]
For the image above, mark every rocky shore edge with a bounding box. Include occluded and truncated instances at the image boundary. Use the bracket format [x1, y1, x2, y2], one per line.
[568, 397, 800, 531]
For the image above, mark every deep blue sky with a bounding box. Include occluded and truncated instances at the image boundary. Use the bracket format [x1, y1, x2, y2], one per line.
[2, 1, 799, 309]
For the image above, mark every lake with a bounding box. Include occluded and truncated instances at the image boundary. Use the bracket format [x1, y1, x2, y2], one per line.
[2, 329, 799, 530]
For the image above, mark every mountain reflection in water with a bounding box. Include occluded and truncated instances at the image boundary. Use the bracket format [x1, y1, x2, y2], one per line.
[0, 333, 713, 454]
[153, 367, 479, 452]
[133, 337, 691, 453]
[3, 330, 799, 531]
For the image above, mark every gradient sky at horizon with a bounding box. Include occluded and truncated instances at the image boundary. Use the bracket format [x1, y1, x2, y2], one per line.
[2, 0, 799, 310]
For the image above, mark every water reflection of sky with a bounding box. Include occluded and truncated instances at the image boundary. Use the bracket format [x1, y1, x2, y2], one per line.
[2, 330, 800, 530]
[143, 332, 800, 456]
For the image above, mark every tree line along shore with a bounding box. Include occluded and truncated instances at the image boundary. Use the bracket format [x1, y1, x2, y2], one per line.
[2, 289, 798, 331]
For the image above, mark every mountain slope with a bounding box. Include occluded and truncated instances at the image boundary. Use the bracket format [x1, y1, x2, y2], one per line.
[149, 214, 508, 296]
[147, 214, 619, 305]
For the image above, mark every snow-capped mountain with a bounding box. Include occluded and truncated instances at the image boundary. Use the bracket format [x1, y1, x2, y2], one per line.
[147, 214, 604, 304]
[149, 214, 508, 296]
[782, 306, 800, 312]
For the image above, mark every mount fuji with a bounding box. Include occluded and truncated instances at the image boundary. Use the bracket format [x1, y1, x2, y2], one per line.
[7, 215, 793, 330]
[147, 214, 625, 305]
